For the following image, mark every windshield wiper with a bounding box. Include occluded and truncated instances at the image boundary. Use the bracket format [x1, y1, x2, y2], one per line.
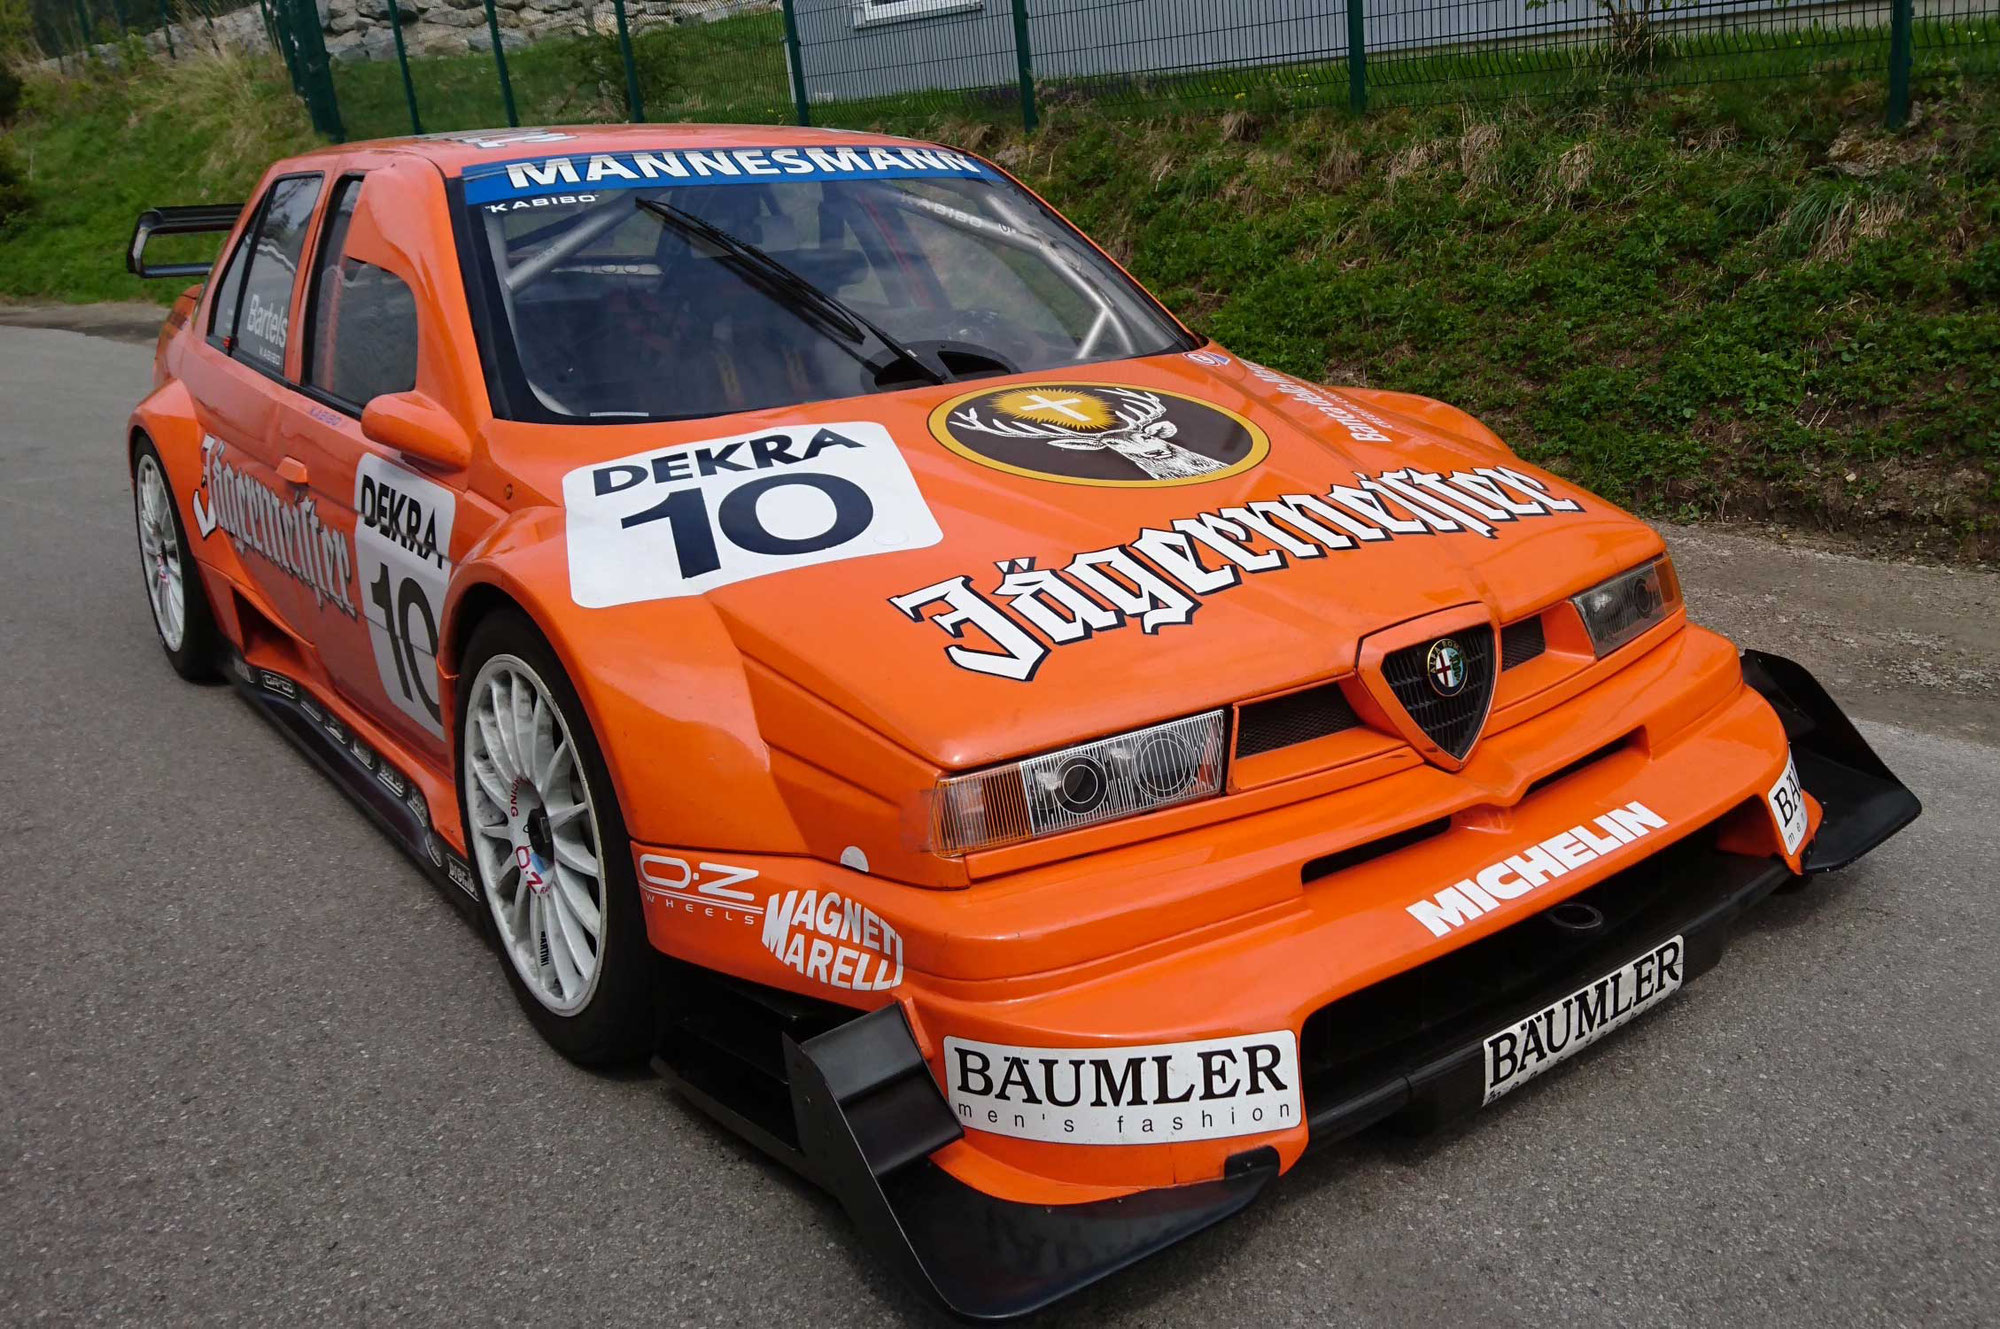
[636, 196, 946, 387]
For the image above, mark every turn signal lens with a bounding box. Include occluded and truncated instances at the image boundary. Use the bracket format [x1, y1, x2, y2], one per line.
[1572, 557, 1682, 657]
[926, 710, 1229, 855]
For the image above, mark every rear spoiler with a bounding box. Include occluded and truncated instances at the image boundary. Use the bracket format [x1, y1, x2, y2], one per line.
[126, 204, 244, 279]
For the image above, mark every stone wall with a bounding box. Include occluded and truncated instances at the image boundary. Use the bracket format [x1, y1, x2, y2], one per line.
[48, 0, 775, 67]
[323, 0, 776, 62]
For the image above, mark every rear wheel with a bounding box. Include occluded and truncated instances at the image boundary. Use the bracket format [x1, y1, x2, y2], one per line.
[131, 437, 222, 681]
[457, 610, 653, 1065]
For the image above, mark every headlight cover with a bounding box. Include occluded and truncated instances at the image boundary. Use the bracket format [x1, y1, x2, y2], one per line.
[926, 710, 1228, 855]
[1572, 556, 1682, 657]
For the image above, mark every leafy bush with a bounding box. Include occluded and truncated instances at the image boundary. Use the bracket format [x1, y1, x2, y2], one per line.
[0, 59, 22, 125]
[560, 29, 684, 121]
[0, 139, 30, 229]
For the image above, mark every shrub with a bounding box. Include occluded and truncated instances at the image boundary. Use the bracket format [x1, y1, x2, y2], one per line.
[0, 60, 22, 125]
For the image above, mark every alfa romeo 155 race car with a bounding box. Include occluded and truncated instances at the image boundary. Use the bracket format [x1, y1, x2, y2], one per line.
[125, 124, 1918, 1317]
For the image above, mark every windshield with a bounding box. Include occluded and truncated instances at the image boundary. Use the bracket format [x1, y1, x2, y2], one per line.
[458, 145, 1194, 422]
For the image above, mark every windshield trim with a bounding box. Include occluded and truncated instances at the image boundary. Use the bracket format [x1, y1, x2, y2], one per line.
[447, 162, 1198, 429]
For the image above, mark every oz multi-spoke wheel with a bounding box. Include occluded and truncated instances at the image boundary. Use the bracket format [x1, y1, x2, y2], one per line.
[466, 654, 606, 1015]
[457, 611, 652, 1065]
[131, 437, 221, 681]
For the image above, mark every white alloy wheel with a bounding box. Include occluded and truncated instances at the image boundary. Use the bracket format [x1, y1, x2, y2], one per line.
[464, 654, 607, 1016]
[134, 455, 187, 651]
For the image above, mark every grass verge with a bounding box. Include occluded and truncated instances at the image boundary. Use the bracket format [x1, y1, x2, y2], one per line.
[0, 42, 1994, 557]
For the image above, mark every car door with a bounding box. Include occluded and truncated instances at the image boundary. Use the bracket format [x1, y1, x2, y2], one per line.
[177, 173, 356, 640]
[274, 172, 459, 759]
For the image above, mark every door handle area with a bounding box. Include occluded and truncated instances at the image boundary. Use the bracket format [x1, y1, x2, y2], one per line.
[277, 456, 311, 487]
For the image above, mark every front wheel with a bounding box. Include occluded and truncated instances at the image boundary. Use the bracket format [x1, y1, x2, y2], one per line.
[457, 610, 654, 1066]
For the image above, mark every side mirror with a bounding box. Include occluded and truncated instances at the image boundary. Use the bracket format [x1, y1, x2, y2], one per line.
[361, 390, 471, 473]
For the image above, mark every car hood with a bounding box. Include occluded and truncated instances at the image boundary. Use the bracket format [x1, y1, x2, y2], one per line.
[542, 351, 1664, 769]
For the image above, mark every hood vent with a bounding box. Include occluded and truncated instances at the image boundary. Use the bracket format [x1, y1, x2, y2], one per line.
[1236, 681, 1359, 758]
[1380, 628, 1497, 761]
[1500, 617, 1546, 670]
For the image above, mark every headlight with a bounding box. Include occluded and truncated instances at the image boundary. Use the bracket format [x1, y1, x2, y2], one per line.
[925, 710, 1228, 855]
[1572, 556, 1682, 656]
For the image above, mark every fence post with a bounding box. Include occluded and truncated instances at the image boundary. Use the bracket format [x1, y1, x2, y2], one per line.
[611, 0, 643, 122]
[1885, 0, 1912, 127]
[780, 0, 810, 127]
[1346, 0, 1366, 113]
[289, 0, 345, 140]
[1009, 0, 1036, 132]
[386, 0, 423, 134]
[481, 0, 519, 126]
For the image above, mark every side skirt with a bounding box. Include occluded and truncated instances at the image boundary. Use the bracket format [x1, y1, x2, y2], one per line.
[226, 653, 479, 917]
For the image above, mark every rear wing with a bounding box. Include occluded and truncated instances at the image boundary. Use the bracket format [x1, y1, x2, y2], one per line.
[126, 204, 244, 279]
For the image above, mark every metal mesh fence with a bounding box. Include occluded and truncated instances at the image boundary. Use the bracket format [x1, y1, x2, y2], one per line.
[215, 0, 2000, 142]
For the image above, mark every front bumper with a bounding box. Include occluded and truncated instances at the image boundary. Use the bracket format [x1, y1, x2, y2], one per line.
[661, 651, 1917, 1319]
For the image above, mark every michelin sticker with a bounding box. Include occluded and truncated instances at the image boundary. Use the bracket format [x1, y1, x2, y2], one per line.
[354, 454, 457, 738]
[945, 1031, 1301, 1145]
[1405, 800, 1668, 938]
[563, 422, 941, 608]
[461, 144, 992, 207]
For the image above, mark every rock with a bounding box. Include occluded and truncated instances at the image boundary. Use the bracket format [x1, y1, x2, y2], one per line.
[467, 26, 529, 49]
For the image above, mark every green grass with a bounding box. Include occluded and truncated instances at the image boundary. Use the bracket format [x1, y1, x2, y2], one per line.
[991, 72, 2000, 560]
[330, 14, 796, 140]
[0, 46, 319, 302]
[2, 35, 1996, 557]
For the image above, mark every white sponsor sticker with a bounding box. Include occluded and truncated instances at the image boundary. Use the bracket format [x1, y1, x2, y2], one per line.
[759, 887, 902, 991]
[1483, 936, 1684, 1105]
[1767, 753, 1808, 857]
[354, 454, 456, 738]
[1406, 800, 1669, 938]
[638, 855, 764, 928]
[944, 1031, 1301, 1145]
[563, 422, 941, 608]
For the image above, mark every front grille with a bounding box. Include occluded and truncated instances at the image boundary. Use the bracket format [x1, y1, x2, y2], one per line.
[1236, 682, 1360, 758]
[1500, 617, 1546, 670]
[1380, 627, 1496, 760]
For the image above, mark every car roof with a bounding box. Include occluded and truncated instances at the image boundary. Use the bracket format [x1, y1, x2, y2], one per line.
[307, 124, 960, 178]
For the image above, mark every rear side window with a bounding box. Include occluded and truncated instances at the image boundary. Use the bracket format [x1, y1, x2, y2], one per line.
[222, 175, 323, 376]
[305, 177, 419, 407]
[204, 198, 260, 348]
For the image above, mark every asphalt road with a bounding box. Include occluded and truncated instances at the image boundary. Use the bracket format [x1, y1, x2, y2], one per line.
[1, 322, 1995, 1327]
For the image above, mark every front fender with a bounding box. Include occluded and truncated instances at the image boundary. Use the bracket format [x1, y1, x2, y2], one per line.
[1342, 388, 1516, 457]
[441, 505, 809, 854]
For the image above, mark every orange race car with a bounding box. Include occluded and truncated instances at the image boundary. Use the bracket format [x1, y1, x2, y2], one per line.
[125, 124, 1918, 1318]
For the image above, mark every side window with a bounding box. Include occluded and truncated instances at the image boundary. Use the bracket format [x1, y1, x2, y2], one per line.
[305, 176, 419, 408]
[205, 195, 264, 347]
[229, 175, 323, 376]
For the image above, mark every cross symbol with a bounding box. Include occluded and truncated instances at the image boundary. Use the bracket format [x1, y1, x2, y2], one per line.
[1018, 394, 1092, 422]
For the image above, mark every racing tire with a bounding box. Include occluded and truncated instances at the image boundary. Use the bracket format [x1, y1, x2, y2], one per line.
[131, 435, 224, 681]
[456, 609, 654, 1067]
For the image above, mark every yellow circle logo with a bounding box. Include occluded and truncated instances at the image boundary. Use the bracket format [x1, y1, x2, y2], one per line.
[928, 384, 1271, 488]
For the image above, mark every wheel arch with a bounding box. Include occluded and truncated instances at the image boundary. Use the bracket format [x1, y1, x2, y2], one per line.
[442, 525, 808, 855]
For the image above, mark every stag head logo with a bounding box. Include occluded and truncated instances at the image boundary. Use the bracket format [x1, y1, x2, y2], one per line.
[931, 385, 1270, 487]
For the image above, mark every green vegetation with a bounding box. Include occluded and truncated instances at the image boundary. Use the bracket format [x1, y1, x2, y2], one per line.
[0, 39, 1994, 556]
[992, 75, 2000, 559]
[330, 16, 794, 140]
[0, 48, 318, 299]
